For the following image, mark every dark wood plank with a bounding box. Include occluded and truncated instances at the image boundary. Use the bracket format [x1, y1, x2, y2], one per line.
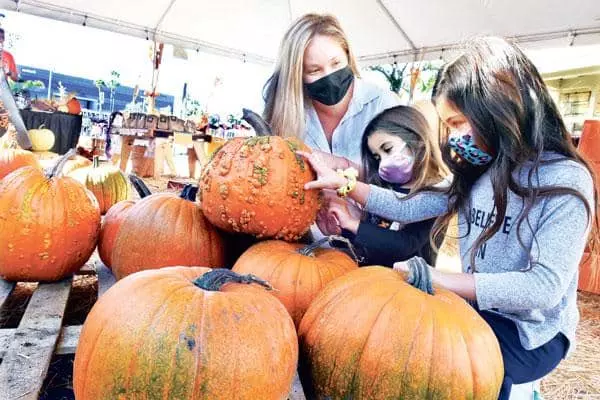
[0, 278, 72, 400]
[0, 278, 16, 309]
[96, 261, 116, 297]
[288, 370, 307, 400]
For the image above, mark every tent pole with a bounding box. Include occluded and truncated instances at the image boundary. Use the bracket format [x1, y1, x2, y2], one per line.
[155, 0, 178, 33]
[376, 0, 417, 51]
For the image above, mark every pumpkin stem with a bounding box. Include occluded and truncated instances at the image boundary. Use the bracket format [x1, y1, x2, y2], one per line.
[129, 174, 152, 198]
[180, 184, 199, 202]
[92, 155, 100, 168]
[406, 256, 435, 295]
[193, 269, 273, 292]
[48, 149, 77, 178]
[298, 235, 363, 263]
[241, 108, 272, 137]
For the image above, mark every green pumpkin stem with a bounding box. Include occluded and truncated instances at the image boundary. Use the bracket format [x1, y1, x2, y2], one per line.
[406, 256, 435, 295]
[180, 184, 199, 202]
[298, 235, 362, 263]
[92, 155, 100, 168]
[194, 269, 273, 291]
[48, 149, 77, 178]
[128, 174, 152, 198]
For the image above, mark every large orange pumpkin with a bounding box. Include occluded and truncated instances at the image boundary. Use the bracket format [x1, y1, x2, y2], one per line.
[0, 150, 101, 281]
[73, 267, 298, 399]
[199, 136, 320, 241]
[111, 184, 225, 280]
[69, 156, 130, 214]
[233, 237, 358, 327]
[0, 148, 40, 180]
[298, 267, 504, 400]
[97, 176, 152, 269]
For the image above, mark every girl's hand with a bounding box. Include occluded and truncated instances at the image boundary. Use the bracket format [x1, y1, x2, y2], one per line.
[328, 198, 360, 234]
[297, 150, 346, 191]
[392, 261, 409, 273]
[316, 191, 342, 235]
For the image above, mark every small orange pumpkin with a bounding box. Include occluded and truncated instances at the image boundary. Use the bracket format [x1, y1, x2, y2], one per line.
[67, 97, 82, 115]
[233, 236, 359, 326]
[73, 267, 298, 399]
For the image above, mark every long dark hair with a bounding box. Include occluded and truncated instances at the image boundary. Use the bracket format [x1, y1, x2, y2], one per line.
[430, 37, 598, 269]
[361, 105, 446, 193]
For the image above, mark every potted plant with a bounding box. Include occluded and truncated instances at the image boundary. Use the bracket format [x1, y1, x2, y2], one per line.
[8, 79, 45, 109]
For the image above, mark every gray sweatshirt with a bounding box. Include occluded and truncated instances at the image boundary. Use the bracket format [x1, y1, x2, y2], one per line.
[365, 154, 594, 352]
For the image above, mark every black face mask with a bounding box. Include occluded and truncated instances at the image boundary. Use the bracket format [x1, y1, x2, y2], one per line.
[304, 66, 354, 106]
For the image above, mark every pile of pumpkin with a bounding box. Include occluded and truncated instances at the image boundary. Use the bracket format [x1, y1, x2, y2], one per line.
[0, 136, 504, 400]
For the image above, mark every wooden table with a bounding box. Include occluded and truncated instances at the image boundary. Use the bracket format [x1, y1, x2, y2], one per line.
[114, 128, 213, 179]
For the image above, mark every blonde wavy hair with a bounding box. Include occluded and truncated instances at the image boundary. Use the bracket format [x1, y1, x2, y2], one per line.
[263, 13, 360, 139]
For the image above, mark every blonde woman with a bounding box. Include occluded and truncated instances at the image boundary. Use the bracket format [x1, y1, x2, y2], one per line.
[263, 13, 399, 168]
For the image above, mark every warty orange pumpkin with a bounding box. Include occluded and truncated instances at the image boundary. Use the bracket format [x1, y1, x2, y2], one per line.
[0, 149, 101, 281]
[199, 136, 320, 241]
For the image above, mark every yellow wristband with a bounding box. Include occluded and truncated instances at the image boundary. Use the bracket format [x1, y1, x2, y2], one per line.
[336, 167, 358, 197]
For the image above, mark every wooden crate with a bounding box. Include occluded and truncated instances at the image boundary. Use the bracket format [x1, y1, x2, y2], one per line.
[0, 263, 306, 400]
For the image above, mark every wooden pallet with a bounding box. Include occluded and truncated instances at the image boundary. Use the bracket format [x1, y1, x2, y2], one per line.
[0, 262, 306, 400]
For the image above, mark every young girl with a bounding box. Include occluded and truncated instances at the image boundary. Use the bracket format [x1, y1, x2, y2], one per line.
[299, 37, 597, 400]
[319, 105, 448, 266]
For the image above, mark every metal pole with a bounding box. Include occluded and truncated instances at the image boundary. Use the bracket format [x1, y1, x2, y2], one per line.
[47, 69, 53, 100]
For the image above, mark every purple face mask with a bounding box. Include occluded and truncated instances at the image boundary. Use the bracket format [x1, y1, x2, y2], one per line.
[378, 151, 414, 184]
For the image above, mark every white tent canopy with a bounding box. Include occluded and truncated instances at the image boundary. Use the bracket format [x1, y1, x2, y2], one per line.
[2, 0, 600, 66]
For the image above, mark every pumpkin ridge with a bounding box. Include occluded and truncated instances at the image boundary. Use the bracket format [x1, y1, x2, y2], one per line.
[414, 303, 434, 398]
[74, 270, 161, 397]
[75, 274, 161, 397]
[160, 284, 200, 399]
[76, 303, 114, 397]
[123, 282, 191, 395]
[339, 280, 406, 397]
[113, 197, 168, 274]
[454, 318, 476, 399]
[20, 174, 46, 221]
[190, 288, 208, 398]
[292, 254, 307, 324]
[298, 271, 375, 333]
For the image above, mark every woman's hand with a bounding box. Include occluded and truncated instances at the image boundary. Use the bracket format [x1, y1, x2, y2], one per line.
[297, 150, 347, 191]
[310, 149, 352, 171]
